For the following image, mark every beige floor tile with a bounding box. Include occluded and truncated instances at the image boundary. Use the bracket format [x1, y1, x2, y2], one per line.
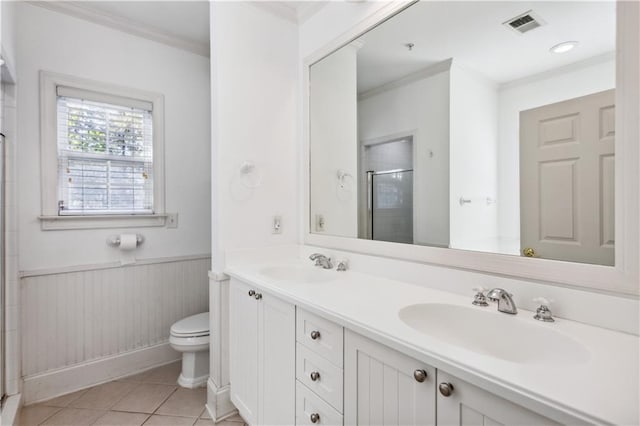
[70, 381, 138, 410]
[193, 419, 215, 426]
[199, 408, 211, 419]
[40, 408, 105, 426]
[92, 411, 149, 426]
[41, 389, 89, 408]
[111, 384, 177, 414]
[225, 414, 245, 423]
[118, 370, 151, 383]
[140, 362, 181, 385]
[143, 415, 196, 425]
[16, 405, 61, 426]
[155, 388, 206, 418]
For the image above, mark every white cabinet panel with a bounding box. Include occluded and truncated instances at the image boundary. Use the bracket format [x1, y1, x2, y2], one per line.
[229, 278, 259, 425]
[297, 308, 344, 367]
[296, 380, 343, 426]
[344, 330, 435, 426]
[259, 291, 296, 426]
[436, 370, 562, 426]
[230, 279, 295, 426]
[296, 343, 344, 412]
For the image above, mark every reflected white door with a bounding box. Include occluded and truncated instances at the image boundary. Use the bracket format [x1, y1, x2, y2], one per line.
[520, 89, 615, 266]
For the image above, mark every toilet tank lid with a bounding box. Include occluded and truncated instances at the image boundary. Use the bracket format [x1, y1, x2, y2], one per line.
[171, 312, 209, 335]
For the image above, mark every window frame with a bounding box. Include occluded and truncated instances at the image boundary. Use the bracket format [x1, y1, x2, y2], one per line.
[39, 71, 166, 230]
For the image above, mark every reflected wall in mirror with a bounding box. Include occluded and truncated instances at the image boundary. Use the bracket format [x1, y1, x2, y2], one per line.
[309, 1, 616, 266]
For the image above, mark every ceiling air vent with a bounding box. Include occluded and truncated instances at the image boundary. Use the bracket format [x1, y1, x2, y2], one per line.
[503, 10, 546, 34]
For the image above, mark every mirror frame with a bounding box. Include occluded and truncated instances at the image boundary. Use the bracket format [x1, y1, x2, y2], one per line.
[303, 0, 639, 296]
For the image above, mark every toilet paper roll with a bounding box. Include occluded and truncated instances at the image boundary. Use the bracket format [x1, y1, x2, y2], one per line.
[119, 234, 138, 251]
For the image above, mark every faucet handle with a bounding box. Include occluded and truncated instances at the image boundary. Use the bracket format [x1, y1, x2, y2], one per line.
[472, 287, 488, 307]
[533, 297, 555, 322]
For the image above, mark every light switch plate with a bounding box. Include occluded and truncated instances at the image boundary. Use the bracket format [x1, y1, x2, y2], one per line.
[315, 214, 325, 232]
[167, 213, 178, 229]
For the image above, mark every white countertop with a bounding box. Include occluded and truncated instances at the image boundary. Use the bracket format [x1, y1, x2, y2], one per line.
[225, 260, 639, 425]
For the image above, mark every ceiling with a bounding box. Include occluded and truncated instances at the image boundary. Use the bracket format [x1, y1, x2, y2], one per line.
[61, 1, 211, 54]
[355, 1, 616, 93]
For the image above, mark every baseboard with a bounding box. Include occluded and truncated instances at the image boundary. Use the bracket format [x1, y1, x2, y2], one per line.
[23, 342, 180, 405]
[206, 378, 236, 422]
[1, 393, 23, 426]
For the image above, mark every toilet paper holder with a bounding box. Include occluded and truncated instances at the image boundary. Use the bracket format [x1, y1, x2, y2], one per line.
[107, 234, 145, 248]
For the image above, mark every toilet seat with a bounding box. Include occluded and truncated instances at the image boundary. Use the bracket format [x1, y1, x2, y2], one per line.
[170, 312, 209, 338]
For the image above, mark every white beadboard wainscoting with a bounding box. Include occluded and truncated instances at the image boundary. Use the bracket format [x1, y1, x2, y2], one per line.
[20, 255, 211, 404]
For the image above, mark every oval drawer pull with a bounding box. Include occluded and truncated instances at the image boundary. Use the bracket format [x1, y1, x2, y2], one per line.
[248, 290, 255, 297]
[413, 369, 427, 383]
[310, 413, 320, 423]
[310, 371, 320, 381]
[310, 330, 321, 340]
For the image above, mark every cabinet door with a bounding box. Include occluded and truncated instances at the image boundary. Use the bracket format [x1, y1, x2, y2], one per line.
[436, 371, 561, 426]
[258, 290, 296, 426]
[229, 278, 259, 425]
[344, 330, 436, 426]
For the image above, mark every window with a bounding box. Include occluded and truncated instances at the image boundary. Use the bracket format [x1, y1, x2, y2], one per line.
[57, 89, 154, 215]
[40, 72, 165, 229]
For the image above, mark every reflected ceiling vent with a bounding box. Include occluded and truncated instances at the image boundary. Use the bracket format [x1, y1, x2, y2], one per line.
[503, 10, 546, 34]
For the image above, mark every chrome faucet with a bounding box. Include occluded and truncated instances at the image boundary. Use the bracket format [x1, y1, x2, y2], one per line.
[309, 253, 333, 269]
[486, 288, 517, 314]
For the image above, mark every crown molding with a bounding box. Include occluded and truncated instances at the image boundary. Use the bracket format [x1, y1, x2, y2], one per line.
[251, 1, 327, 25]
[28, 1, 210, 58]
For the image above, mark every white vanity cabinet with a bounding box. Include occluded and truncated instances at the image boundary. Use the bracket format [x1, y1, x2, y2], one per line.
[344, 330, 436, 426]
[436, 371, 561, 426]
[229, 278, 295, 426]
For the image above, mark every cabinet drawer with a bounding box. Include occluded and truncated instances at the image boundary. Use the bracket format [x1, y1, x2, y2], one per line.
[296, 343, 344, 413]
[296, 381, 343, 426]
[297, 308, 344, 367]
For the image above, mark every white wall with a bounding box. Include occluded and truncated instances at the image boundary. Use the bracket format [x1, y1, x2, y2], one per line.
[449, 62, 499, 252]
[496, 57, 616, 251]
[15, 3, 211, 272]
[208, 2, 299, 419]
[210, 2, 299, 271]
[358, 65, 450, 247]
[309, 44, 358, 237]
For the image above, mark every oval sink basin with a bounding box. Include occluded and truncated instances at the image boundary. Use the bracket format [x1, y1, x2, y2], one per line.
[398, 303, 590, 365]
[258, 265, 336, 284]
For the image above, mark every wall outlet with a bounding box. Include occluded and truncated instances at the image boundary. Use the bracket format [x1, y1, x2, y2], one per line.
[315, 214, 325, 232]
[167, 213, 178, 229]
[272, 215, 282, 234]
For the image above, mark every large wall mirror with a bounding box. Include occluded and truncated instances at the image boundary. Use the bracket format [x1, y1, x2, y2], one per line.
[309, 1, 618, 267]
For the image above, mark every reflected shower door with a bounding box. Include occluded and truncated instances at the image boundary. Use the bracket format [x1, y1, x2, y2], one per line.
[368, 169, 413, 244]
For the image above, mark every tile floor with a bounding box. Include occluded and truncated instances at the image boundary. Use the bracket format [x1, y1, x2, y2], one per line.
[17, 361, 246, 426]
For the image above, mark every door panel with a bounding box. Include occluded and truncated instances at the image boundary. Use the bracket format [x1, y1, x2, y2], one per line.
[520, 89, 615, 265]
[436, 371, 560, 426]
[344, 330, 435, 426]
[258, 291, 295, 426]
[229, 279, 258, 425]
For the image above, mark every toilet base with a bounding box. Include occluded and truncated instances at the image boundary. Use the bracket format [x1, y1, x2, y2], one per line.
[177, 350, 209, 388]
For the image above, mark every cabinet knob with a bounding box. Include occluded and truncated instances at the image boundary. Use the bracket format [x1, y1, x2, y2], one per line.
[439, 382, 454, 397]
[413, 369, 427, 383]
[310, 413, 320, 423]
[310, 371, 320, 381]
[310, 330, 321, 340]
[248, 290, 255, 297]
[254, 293, 262, 300]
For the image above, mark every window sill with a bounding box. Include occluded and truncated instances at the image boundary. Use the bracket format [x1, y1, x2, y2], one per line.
[39, 214, 167, 230]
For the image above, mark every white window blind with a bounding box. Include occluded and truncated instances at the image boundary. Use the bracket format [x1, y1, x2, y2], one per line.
[56, 88, 154, 215]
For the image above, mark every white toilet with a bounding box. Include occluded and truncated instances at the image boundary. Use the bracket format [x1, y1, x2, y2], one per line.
[170, 312, 210, 388]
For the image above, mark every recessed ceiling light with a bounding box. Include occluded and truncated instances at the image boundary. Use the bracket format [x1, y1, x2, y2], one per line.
[550, 41, 579, 54]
